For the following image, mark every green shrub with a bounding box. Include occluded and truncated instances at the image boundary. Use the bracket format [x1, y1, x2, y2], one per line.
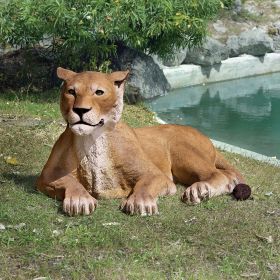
[221, 0, 235, 8]
[0, 0, 224, 70]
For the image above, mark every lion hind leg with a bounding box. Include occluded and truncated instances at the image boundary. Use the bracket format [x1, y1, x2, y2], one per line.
[215, 151, 245, 183]
[181, 170, 237, 204]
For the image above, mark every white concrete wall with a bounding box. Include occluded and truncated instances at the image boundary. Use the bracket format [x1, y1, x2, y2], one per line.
[163, 53, 280, 89]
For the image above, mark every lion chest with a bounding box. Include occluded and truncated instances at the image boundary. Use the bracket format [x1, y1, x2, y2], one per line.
[75, 134, 128, 198]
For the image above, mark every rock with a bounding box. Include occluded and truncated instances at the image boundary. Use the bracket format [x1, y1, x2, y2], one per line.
[52, 229, 62, 237]
[233, 0, 242, 14]
[13, 223, 26, 230]
[243, 1, 262, 16]
[273, 36, 280, 51]
[227, 36, 240, 57]
[274, 0, 280, 8]
[150, 55, 165, 69]
[153, 47, 187, 67]
[227, 29, 274, 57]
[269, 22, 280, 51]
[183, 37, 229, 66]
[0, 48, 57, 91]
[238, 29, 274, 55]
[112, 46, 171, 103]
[213, 20, 227, 34]
[272, 21, 280, 33]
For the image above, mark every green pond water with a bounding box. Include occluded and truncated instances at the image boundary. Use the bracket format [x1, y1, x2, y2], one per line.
[147, 72, 280, 159]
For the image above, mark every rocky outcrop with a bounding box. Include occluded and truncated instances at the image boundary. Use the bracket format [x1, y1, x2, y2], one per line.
[162, 48, 188, 67]
[243, 1, 262, 16]
[168, 29, 274, 67]
[233, 0, 242, 14]
[227, 29, 274, 57]
[275, 0, 280, 8]
[183, 37, 229, 66]
[273, 36, 280, 51]
[152, 47, 187, 67]
[269, 21, 280, 51]
[112, 46, 171, 103]
[213, 20, 227, 34]
[0, 46, 170, 103]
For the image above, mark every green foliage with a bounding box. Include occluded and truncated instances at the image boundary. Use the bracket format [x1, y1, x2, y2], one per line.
[221, 0, 235, 8]
[0, 0, 224, 69]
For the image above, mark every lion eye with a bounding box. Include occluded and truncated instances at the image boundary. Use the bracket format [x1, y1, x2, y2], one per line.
[68, 89, 76, 96]
[95, 89, 104, 96]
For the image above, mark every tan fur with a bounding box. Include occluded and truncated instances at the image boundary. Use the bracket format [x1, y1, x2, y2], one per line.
[37, 68, 245, 216]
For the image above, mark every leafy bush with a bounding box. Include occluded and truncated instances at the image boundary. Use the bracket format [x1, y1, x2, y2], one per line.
[221, 0, 235, 8]
[0, 0, 224, 70]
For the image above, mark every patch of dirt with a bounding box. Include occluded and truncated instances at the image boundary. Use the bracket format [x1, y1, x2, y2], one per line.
[0, 114, 43, 127]
[0, 114, 60, 128]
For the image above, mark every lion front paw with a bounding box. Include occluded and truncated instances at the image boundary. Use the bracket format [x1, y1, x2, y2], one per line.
[120, 194, 159, 216]
[181, 181, 213, 205]
[63, 193, 97, 216]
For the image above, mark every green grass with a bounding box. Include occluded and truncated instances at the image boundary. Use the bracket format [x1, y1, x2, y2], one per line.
[0, 89, 280, 279]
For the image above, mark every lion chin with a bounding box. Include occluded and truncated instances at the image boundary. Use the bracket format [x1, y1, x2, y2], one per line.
[69, 124, 96, 136]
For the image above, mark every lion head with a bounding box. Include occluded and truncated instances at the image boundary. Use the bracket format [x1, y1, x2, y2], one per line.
[57, 67, 129, 136]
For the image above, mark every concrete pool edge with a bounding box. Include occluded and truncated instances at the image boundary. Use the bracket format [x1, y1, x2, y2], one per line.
[155, 116, 280, 167]
[163, 53, 280, 89]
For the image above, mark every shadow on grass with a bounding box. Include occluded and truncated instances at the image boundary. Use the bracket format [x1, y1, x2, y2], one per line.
[0, 88, 60, 104]
[2, 172, 66, 214]
[2, 172, 38, 194]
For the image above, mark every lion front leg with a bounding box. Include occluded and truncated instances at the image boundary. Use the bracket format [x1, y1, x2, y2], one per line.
[37, 128, 97, 216]
[120, 175, 176, 216]
[37, 173, 97, 216]
[63, 183, 97, 216]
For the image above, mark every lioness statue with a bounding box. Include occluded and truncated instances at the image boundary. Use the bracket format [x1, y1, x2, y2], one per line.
[37, 67, 249, 216]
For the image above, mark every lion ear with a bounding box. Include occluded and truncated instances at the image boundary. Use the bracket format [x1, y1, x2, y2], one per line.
[109, 70, 129, 88]
[57, 67, 77, 80]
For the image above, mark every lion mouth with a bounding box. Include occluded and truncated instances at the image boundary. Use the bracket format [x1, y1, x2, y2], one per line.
[71, 119, 104, 127]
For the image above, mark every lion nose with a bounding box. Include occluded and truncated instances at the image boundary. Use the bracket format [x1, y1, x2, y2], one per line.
[73, 107, 91, 119]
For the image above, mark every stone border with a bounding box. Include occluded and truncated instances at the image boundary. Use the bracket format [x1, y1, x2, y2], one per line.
[155, 116, 280, 167]
[211, 139, 280, 167]
[163, 53, 280, 89]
